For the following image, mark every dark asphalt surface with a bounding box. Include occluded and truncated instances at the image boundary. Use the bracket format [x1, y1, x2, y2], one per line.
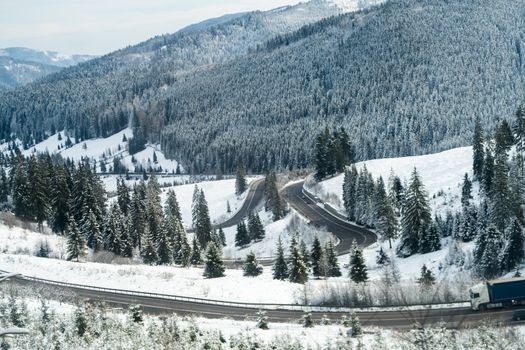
[281, 180, 376, 254]
[10, 277, 520, 329]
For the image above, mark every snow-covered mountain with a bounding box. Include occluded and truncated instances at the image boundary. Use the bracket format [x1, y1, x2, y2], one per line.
[0, 47, 95, 92]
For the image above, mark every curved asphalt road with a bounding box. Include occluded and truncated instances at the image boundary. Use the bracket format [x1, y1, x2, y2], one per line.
[10, 276, 520, 329]
[188, 178, 265, 233]
[282, 180, 376, 254]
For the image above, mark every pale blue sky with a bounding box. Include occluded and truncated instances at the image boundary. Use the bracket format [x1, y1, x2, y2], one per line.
[0, 0, 301, 55]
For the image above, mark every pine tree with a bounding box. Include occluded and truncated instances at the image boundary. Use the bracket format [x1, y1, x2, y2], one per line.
[388, 171, 404, 215]
[140, 226, 158, 265]
[272, 237, 289, 280]
[397, 168, 431, 257]
[479, 224, 503, 279]
[461, 173, 473, 208]
[156, 223, 173, 265]
[195, 189, 212, 247]
[67, 215, 85, 262]
[235, 221, 250, 247]
[104, 203, 124, 255]
[84, 208, 102, 252]
[235, 164, 248, 195]
[50, 164, 71, 234]
[129, 305, 143, 324]
[0, 167, 8, 203]
[203, 242, 225, 278]
[29, 156, 50, 231]
[349, 241, 368, 283]
[420, 222, 441, 254]
[73, 305, 88, 337]
[145, 176, 163, 241]
[288, 236, 308, 284]
[130, 185, 147, 248]
[302, 312, 314, 328]
[243, 252, 263, 277]
[324, 240, 341, 277]
[349, 312, 362, 338]
[165, 189, 182, 223]
[482, 146, 495, 194]
[248, 212, 265, 241]
[376, 247, 390, 266]
[472, 118, 485, 181]
[375, 176, 398, 248]
[264, 172, 285, 221]
[314, 129, 329, 181]
[500, 219, 524, 272]
[310, 236, 324, 278]
[190, 237, 202, 265]
[116, 178, 130, 215]
[342, 166, 358, 221]
[417, 264, 436, 289]
[218, 226, 226, 247]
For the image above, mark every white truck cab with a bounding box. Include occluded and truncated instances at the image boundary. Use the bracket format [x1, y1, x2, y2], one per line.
[469, 283, 490, 310]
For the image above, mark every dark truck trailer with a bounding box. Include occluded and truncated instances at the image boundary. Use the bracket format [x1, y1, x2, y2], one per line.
[469, 277, 525, 310]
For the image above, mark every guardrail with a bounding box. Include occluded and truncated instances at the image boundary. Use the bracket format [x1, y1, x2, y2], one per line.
[3, 269, 469, 313]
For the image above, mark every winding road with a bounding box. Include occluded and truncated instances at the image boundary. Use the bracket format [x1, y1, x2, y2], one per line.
[282, 180, 376, 254]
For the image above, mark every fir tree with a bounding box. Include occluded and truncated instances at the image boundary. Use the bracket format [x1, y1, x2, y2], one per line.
[420, 222, 441, 254]
[84, 208, 103, 252]
[288, 236, 308, 284]
[302, 312, 314, 328]
[349, 241, 368, 283]
[140, 226, 158, 265]
[264, 172, 285, 221]
[116, 178, 131, 215]
[190, 237, 202, 266]
[235, 221, 251, 247]
[129, 305, 143, 324]
[194, 189, 213, 247]
[235, 164, 248, 195]
[500, 219, 524, 272]
[156, 223, 173, 265]
[50, 165, 71, 234]
[272, 237, 289, 280]
[472, 118, 485, 181]
[203, 242, 225, 278]
[479, 224, 503, 279]
[243, 252, 263, 277]
[248, 212, 265, 241]
[417, 264, 436, 289]
[482, 146, 494, 194]
[165, 189, 182, 223]
[67, 215, 85, 262]
[342, 166, 358, 221]
[397, 168, 431, 257]
[375, 176, 398, 248]
[376, 247, 390, 266]
[324, 240, 341, 277]
[461, 173, 473, 208]
[130, 184, 147, 248]
[218, 226, 226, 247]
[349, 312, 362, 338]
[310, 236, 324, 278]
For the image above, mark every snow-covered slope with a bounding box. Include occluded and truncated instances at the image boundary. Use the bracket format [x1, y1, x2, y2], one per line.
[0, 47, 95, 91]
[309, 146, 477, 217]
[12, 128, 181, 174]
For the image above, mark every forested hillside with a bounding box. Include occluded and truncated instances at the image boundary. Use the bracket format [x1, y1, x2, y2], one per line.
[1, 0, 524, 174]
[0, 0, 353, 148]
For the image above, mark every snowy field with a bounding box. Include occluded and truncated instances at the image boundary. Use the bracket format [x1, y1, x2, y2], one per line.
[308, 146, 477, 217]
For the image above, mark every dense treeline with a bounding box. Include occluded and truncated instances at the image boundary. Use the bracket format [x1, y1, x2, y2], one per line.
[1, 0, 524, 173]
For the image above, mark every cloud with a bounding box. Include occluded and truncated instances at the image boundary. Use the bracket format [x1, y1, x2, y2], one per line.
[0, 0, 302, 55]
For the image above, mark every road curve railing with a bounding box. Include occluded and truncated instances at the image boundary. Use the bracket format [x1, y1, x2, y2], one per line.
[2, 269, 469, 313]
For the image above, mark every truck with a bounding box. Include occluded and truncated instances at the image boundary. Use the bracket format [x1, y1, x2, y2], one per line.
[469, 277, 525, 310]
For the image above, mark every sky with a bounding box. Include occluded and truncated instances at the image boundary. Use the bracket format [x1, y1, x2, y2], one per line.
[0, 0, 302, 56]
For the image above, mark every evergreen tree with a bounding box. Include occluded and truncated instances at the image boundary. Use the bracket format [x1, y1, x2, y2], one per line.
[491, 145, 511, 232]
[248, 212, 265, 241]
[66, 215, 85, 262]
[514, 106, 525, 159]
[479, 224, 503, 279]
[50, 165, 71, 234]
[288, 236, 308, 284]
[84, 208, 103, 252]
[235, 221, 251, 247]
[388, 171, 404, 214]
[397, 168, 431, 257]
[203, 242, 225, 278]
[417, 264, 436, 289]
[342, 166, 358, 221]
[324, 240, 341, 277]
[500, 219, 524, 272]
[116, 178, 131, 215]
[461, 173, 473, 208]
[333, 127, 353, 172]
[376, 247, 390, 266]
[194, 189, 212, 247]
[165, 189, 182, 223]
[217, 226, 226, 247]
[29, 156, 50, 231]
[145, 176, 163, 240]
[140, 226, 158, 265]
[420, 221, 441, 254]
[482, 146, 494, 194]
[272, 236, 289, 280]
[190, 237, 202, 265]
[314, 128, 329, 181]
[310, 236, 324, 278]
[349, 312, 362, 338]
[129, 305, 143, 324]
[130, 184, 147, 248]
[235, 164, 248, 195]
[264, 172, 285, 221]
[104, 203, 124, 255]
[302, 312, 314, 328]
[349, 241, 368, 283]
[243, 251, 263, 277]
[156, 223, 173, 265]
[472, 118, 485, 181]
[0, 167, 9, 203]
[375, 176, 398, 248]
